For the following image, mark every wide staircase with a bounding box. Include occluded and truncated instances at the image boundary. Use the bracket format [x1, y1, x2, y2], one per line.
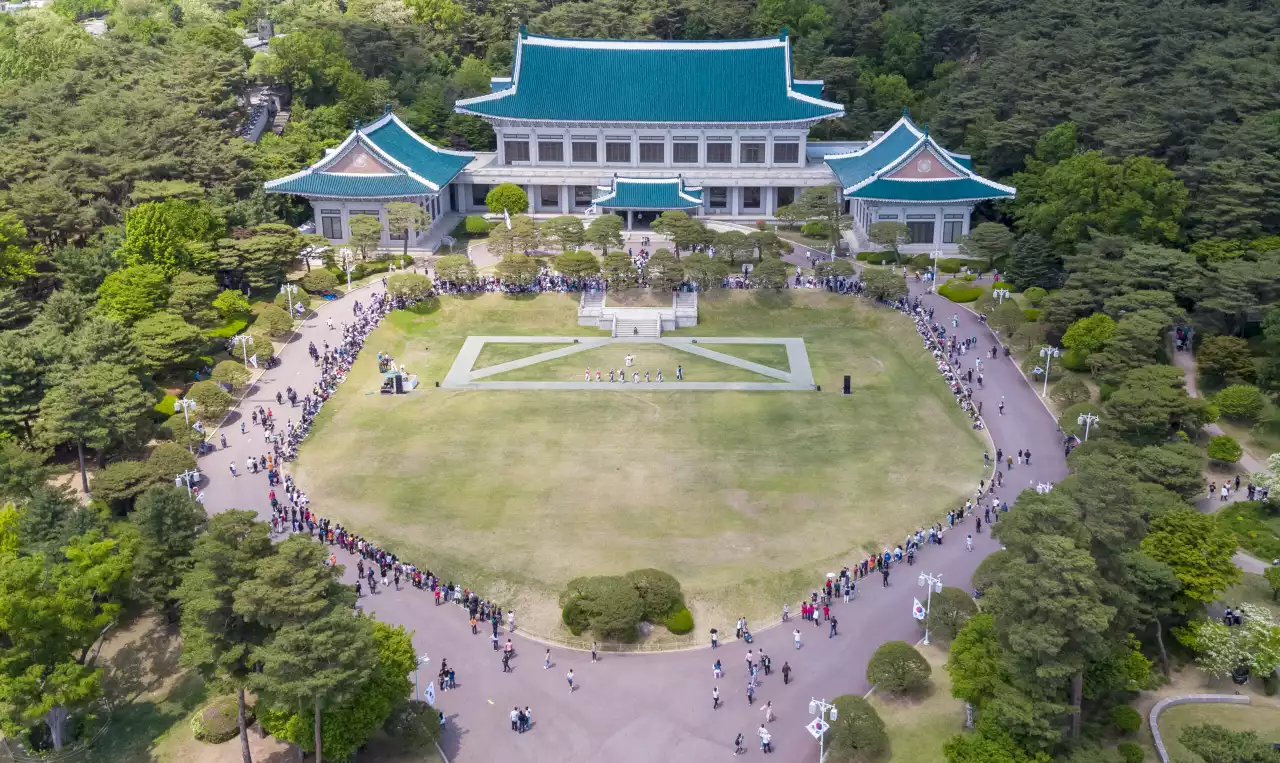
[612, 313, 662, 338]
[578, 290, 605, 326]
[673, 291, 698, 327]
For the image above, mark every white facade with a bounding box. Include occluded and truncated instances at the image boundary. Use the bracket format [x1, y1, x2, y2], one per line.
[849, 198, 975, 252]
[310, 192, 451, 247]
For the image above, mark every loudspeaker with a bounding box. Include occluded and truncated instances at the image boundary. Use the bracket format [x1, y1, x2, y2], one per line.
[394, 374, 404, 394]
[815, 384, 821, 392]
[434, 381, 440, 388]
[843, 375, 851, 395]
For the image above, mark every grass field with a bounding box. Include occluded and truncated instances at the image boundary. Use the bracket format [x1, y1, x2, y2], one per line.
[473, 342, 571, 369]
[484, 342, 777, 383]
[873, 645, 961, 762]
[1157, 702, 1280, 762]
[696, 342, 792, 372]
[294, 290, 985, 636]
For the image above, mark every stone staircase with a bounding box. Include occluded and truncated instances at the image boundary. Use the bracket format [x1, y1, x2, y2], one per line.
[612, 313, 662, 338]
[673, 291, 698, 328]
[578, 291, 605, 326]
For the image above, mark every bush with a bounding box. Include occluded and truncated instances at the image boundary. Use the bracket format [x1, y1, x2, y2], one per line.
[148, 442, 196, 479]
[160, 413, 204, 449]
[1023, 352, 1065, 383]
[938, 279, 983, 303]
[1215, 384, 1265, 421]
[92, 460, 161, 513]
[384, 700, 440, 752]
[1061, 346, 1091, 372]
[1051, 376, 1092, 407]
[1023, 308, 1041, 321]
[187, 380, 234, 424]
[856, 251, 893, 264]
[299, 269, 339, 294]
[211, 360, 252, 390]
[922, 587, 977, 643]
[254, 305, 294, 338]
[1110, 704, 1142, 734]
[559, 575, 645, 641]
[1216, 500, 1280, 562]
[972, 549, 1011, 592]
[1023, 286, 1048, 306]
[465, 215, 491, 236]
[1117, 741, 1144, 763]
[827, 695, 888, 762]
[207, 317, 248, 340]
[866, 640, 931, 694]
[624, 568, 684, 621]
[801, 220, 830, 239]
[1207, 434, 1242, 463]
[961, 272, 978, 281]
[191, 695, 250, 744]
[386, 273, 434, 301]
[909, 252, 933, 268]
[273, 288, 311, 313]
[153, 394, 179, 422]
[561, 599, 590, 635]
[1059, 402, 1104, 439]
[664, 607, 694, 635]
[938, 257, 965, 274]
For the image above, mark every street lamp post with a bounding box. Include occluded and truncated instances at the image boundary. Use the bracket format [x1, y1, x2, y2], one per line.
[1077, 412, 1100, 441]
[337, 248, 357, 291]
[807, 698, 839, 763]
[233, 334, 255, 370]
[1037, 345, 1060, 397]
[174, 468, 201, 496]
[992, 288, 1011, 305]
[174, 398, 198, 454]
[281, 283, 301, 319]
[412, 653, 430, 700]
[917, 571, 944, 645]
[930, 250, 942, 289]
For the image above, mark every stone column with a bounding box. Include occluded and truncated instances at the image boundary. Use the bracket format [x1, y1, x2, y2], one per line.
[731, 187, 741, 217]
[526, 185, 536, 215]
[560, 185, 569, 214]
[626, 210, 633, 231]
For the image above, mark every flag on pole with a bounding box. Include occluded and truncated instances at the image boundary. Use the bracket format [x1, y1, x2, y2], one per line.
[503, 208, 512, 230]
[912, 599, 927, 620]
[249, 354, 259, 369]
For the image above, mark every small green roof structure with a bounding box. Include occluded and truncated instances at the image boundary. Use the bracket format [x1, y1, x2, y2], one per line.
[591, 177, 703, 210]
[264, 109, 473, 200]
[455, 29, 844, 125]
[824, 112, 1014, 204]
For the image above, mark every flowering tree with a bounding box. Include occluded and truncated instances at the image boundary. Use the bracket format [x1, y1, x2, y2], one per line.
[1182, 603, 1280, 679]
[1252, 452, 1280, 493]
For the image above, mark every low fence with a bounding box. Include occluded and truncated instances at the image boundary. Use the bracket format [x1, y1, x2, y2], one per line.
[1148, 693, 1251, 763]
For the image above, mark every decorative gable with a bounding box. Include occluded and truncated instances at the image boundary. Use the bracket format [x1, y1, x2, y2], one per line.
[326, 145, 398, 175]
[885, 146, 964, 180]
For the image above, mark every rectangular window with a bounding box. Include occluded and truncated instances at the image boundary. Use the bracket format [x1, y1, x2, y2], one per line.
[471, 184, 490, 206]
[877, 213, 899, 220]
[773, 141, 799, 164]
[572, 139, 597, 163]
[605, 140, 631, 163]
[537, 140, 564, 162]
[776, 187, 795, 208]
[740, 141, 765, 163]
[503, 138, 530, 163]
[539, 186, 559, 208]
[574, 186, 594, 207]
[943, 220, 964, 244]
[907, 221, 935, 244]
[706, 140, 732, 164]
[672, 140, 698, 164]
[709, 187, 728, 209]
[639, 141, 664, 164]
[742, 187, 762, 210]
[321, 214, 342, 239]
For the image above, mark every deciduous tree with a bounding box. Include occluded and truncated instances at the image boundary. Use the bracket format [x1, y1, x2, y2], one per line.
[1140, 508, 1241, 611]
[867, 221, 909, 264]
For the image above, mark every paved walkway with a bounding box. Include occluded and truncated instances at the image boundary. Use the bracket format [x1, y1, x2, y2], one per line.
[443, 336, 815, 391]
[192, 277, 1070, 763]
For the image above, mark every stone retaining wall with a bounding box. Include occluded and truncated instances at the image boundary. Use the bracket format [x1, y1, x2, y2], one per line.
[1148, 693, 1251, 763]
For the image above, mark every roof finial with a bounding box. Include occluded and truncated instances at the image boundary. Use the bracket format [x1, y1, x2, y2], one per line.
[354, 119, 361, 129]
[519, 24, 527, 37]
[779, 27, 789, 40]
[924, 123, 930, 136]
[384, 102, 392, 115]
[902, 107, 910, 118]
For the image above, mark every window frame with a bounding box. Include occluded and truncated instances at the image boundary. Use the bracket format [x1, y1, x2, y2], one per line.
[537, 139, 564, 163]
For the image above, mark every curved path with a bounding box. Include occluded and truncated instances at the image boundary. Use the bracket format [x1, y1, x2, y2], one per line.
[193, 275, 1069, 763]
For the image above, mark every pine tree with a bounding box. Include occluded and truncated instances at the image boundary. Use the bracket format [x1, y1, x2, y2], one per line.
[131, 486, 207, 617]
[1005, 233, 1063, 291]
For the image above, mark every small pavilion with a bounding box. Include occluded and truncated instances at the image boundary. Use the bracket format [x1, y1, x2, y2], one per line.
[590, 176, 703, 229]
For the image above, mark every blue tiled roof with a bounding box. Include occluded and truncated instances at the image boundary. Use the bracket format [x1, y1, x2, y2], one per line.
[823, 119, 922, 189]
[592, 177, 702, 209]
[265, 112, 474, 200]
[791, 81, 825, 99]
[456, 34, 844, 124]
[850, 177, 1015, 203]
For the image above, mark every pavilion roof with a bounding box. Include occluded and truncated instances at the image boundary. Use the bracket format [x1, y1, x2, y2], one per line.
[264, 111, 473, 199]
[455, 30, 844, 125]
[591, 177, 703, 209]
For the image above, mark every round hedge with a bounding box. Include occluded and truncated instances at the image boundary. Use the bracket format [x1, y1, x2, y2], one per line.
[1110, 704, 1142, 734]
[299, 269, 339, 294]
[1118, 741, 1144, 763]
[664, 607, 694, 635]
[801, 220, 831, 239]
[1023, 286, 1048, 306]
[1023, 308, 1041, 322]
[1207, 434, 1242, 463]
[1061, 346, 1091, 372]
[923, 587, 978, 643]
[465, 215, 491, 235]
[938, 279, 983, 303]
[1050, 376, 1091, 407]
[866, 640, 931, 694]
[855, 251, 891, 263]
[828, 695, 888, 762]
[192, 695, 250, 744]
[1215, 384, 1265, 421]
[973, 549, 1011, 592]
[624, 568, 684, 621]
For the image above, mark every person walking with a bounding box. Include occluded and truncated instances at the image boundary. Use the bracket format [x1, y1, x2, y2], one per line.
[712, 686, 721, 710]
[229, 462, 237, 477]
[781, 661, 791, 685]
[762, 701, 775, 722]
[966, 534, 973, 552]
[566, 668, 575, 693]
[829, 617, 838, 638]
[544, 649, 551, 670]
[793, 629, 802, 650]
[881, 567, 890, 587]
[745, 683, 755, 705]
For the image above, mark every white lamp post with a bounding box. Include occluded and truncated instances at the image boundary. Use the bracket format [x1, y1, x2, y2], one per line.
[992, 288, 1011, 305]
[174, 468, 201, 496]
[281, 283, 301, 318]
[233, 334, 255, 369]
[174, 398, 198, 453]
[413, 653, 430, 700]
[806, 698, 839, 763]
[917, 571, 944, 645]
[1077, 412, 1100, 441]
[337, 248, 357, 291]
[930, 250, 942, 287]
[1038, 345, 1060, 397]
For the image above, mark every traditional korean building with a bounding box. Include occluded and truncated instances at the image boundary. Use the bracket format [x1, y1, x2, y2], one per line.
[265, 29, 1013, 252]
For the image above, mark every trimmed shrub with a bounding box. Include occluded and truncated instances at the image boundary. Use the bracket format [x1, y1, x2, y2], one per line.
[1023, 308, 1041, 322]
[561, 599, 590, 635]
[153, 394, 179, 422]
[801, 220, 831, 239]
[961, 272, 978, 281]
[559, 575, 644, 641]
[1061, 346, 1091, 372]
[938, 279, 983, 303]
[1117, 741, 1144, 763]
[148, 442, 196, 479]
[254, 305, 294, 338]
[1059, 401, 1104, 439]
[624, 568, 684, 621]
[192, 695, 251, 744]
[1022, 352, 1065, 383]
[299, 269, 339, 294]
[92, 459, 161, 513]
[828, 695, 888, 762]
[937, 258, 964, 274]
[973, 549, 1011, 592]
[922, 586, 978, 643]
[207, 317, 248, 340]
[1111, 705, 1142, 735]
[187, 380, 234, 424]
[465, 215, 491, 235]
[664, 607, 694, 635]
[1051, 376, 1092, 407]
[909, 252, 933, 268]
[160, 413, 204, 449]
[866, 640, 931, 694]
[856, 251, 892, 263]
[1215, 384, 1265, 421]
[1207, 434, 1242, 463]
[1023, 286, 1048, 306]
[273, 289, 311, 312]
[211, 360, 252, 390]
[387, 273, 434, 301]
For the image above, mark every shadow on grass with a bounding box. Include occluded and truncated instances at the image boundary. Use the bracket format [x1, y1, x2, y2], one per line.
[85, 672, 206, 763]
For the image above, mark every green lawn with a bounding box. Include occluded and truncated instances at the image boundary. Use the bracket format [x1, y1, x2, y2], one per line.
[697, 343, 792, 372]
[872, 645, 962, 763]
[472, 342, 572, 370]
[295, 290, 985, 636]
[1217, 500, 1280, 563]
[485, 342, 776, 383]
[1157, 703, 1280, 762]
